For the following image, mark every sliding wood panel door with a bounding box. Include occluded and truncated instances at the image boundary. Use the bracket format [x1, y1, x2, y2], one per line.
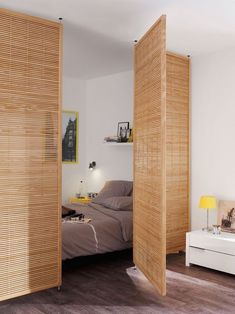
[133, 15, 167, 296]
[0, 9, 62, 301]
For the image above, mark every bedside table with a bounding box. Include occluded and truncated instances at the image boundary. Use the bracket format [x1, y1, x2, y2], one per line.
[186, 230, 235, 275]
[69, 197, 91, 204]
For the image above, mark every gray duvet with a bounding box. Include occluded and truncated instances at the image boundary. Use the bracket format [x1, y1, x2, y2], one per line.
[62, 203, 133, 260]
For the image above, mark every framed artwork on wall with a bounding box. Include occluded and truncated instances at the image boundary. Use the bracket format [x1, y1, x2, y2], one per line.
[62, 110, 79, 163]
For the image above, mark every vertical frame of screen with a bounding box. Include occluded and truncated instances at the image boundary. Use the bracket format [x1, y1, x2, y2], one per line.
[62, 110, 79, 164]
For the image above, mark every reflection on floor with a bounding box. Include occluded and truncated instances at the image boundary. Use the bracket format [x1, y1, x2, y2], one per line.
[1, 250, 235, 314]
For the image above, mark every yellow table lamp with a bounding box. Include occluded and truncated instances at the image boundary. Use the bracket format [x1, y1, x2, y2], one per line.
[199, 195, 217, 231]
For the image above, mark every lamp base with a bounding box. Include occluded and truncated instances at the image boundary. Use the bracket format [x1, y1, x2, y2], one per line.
[201, 208, 212, 232]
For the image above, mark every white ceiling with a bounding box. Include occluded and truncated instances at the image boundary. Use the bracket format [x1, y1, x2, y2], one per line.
[2, 0, 235, 79]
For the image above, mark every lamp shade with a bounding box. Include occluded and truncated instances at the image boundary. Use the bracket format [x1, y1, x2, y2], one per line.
[199, 195, 217, 209]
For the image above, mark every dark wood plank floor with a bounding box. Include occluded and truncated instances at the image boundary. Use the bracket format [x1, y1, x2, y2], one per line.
[1, 250, 235, 314]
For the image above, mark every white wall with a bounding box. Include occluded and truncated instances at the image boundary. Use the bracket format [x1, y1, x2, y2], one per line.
[62, 77, 86, 202]
[191, 49, 235, 230]
[85, 71, 133, 192]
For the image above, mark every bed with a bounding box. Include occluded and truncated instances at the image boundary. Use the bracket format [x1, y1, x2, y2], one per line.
[62, 180, 133, 260]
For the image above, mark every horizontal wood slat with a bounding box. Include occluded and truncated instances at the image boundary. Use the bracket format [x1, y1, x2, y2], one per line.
[0, 8, 62, 301]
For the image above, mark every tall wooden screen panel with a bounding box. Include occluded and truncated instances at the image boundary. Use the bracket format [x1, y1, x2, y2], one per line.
[166, 53, 190, 254]
[133, 15, 167, 296]
[0, 9, 62, 301]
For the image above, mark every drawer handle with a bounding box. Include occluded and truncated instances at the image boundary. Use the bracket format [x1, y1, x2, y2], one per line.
[190, 246, 205, 251]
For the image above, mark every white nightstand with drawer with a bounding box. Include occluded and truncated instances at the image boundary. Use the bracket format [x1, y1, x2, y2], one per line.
[186, 230, 235, 275]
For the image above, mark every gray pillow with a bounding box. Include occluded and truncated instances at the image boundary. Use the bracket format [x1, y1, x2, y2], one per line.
[101, 196, 133, 211]
[92, 180, 133, 205]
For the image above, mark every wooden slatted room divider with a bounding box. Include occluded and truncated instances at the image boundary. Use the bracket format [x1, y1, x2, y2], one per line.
[133, 16, 189, 296]
[133, 15, 167, 296]
[166, 52, 190, 254]
[0, 9, 62, 301]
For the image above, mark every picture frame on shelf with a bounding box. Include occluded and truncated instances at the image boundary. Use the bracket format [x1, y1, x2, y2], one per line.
[117, 121, 129, 142]
[218, 200, 235, 233]
[62, 110, 78, 163]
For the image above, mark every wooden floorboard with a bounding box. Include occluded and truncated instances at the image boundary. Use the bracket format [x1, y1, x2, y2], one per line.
[1, 250, 235, 313]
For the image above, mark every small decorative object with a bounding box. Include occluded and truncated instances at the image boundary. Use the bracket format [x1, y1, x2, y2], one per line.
[62, 110, 78, 163]
[103, 136, 119, 143]
[89, 161, 96, 170]
[218, 200, 235, 233]
[212, 224, 221, 235]
[88, 192, 98, 199]
[199, 195, 217, 231]
[117, 122, 129, 142]
[127, 128, 133, 142]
